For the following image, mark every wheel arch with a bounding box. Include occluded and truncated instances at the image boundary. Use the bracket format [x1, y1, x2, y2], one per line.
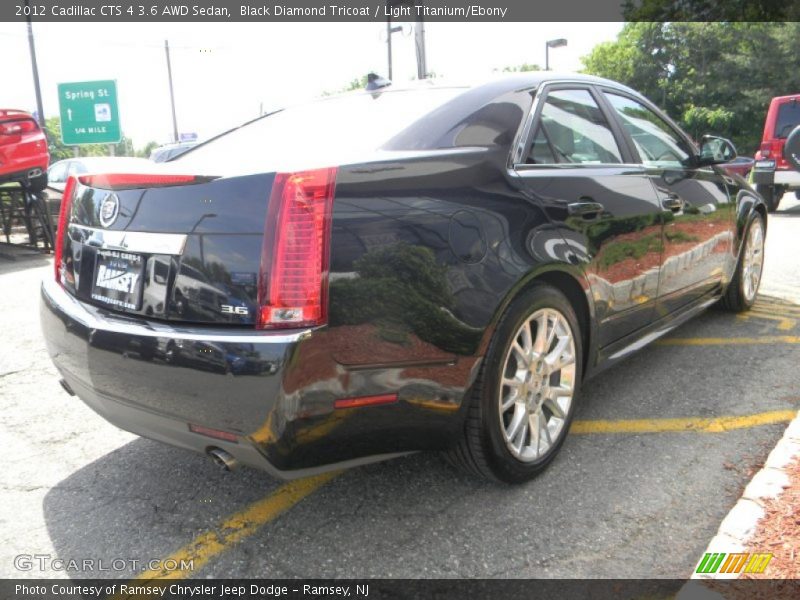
[735, 190, 768, 251]
[480, 264, 596, 377]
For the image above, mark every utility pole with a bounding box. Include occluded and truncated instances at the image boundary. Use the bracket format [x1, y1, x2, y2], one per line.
[25, 0, 45, 129]
[164, 40, 179, 143]
[414, 9, 427, 80]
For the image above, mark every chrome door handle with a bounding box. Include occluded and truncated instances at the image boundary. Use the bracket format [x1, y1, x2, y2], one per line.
[568, 201, 604, 219]
[661, 195, 684, 212]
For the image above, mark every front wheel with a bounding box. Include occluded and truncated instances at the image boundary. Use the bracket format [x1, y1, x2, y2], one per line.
[447, 284, 582, 483]
[720, 213, 765, 312]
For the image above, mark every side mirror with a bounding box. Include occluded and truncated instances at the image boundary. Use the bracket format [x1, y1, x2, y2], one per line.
[697, 135, 737, 166]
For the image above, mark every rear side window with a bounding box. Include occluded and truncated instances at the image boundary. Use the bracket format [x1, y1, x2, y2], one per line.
[176, 88, 463, 176]
[603, 93, 693, 167]
[775, 100, 800, 138]
[526, 89, 622, 165]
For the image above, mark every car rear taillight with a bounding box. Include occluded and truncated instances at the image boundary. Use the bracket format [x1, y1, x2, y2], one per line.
[257, 167, 337, 329]
[78, 173, 203, 191]
[760, 140, 788, 168]
[0, 118, 37, 145]
[54, 175, 78, 285]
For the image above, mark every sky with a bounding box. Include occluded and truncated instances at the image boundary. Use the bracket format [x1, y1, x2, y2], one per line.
[0, 22, 623, 150]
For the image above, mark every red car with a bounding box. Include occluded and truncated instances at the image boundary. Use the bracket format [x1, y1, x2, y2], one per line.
[0, 109, 49, 192]
[752, 94, 800, 211]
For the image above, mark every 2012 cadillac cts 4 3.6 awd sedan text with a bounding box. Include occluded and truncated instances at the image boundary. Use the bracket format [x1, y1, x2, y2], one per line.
[41, 74, 767, 483]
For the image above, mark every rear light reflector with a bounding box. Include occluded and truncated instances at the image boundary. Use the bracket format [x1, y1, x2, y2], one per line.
[334, 393, 398, 410]
[257, 167, 337, 329]
[0, 118, 37, 142]
[78, 173, 202, 191]
[54, 175, 78, 284]
[188, 423, 239, 443]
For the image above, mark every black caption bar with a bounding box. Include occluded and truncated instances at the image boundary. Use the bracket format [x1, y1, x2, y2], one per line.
[3, 579, 800, 600]
[3, 0, 798, 22]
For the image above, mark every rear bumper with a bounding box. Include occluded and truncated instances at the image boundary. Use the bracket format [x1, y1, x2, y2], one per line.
[40, 279, 469, 478]
[753, 167, 800, 188]
[0, 164, 46, 185]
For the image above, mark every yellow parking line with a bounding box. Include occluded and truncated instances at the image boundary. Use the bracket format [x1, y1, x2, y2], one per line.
[657, 335, 800, 346]
[571, 410, 796, 435]
[134, 471, 339, 583]
[116, 409, 794, 587]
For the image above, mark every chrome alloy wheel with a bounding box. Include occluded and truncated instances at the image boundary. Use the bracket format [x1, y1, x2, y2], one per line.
[742, 218, 764, 303]
[498, 308, 576, 462]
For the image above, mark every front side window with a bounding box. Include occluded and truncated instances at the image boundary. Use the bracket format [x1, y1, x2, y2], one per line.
[604, 93, 693, 167]
[526, 89, 623, 165]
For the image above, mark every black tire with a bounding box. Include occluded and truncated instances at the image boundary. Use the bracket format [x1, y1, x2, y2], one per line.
[756, 184, 781, 213]
[795, 190, 800, 201]
[720, 213, 765, 313]
[784, 125, 800, 172]
[446, 283, 583, 483]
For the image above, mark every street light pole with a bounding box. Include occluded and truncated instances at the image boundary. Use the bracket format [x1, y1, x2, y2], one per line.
[414, 9, 427, 79]
[24, 0, 45, 129]
[164, 40, 179, 143]
[545, 38, 568, 71]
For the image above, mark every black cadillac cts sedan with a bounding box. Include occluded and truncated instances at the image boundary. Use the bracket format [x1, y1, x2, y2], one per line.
[41, 74, 767, 483]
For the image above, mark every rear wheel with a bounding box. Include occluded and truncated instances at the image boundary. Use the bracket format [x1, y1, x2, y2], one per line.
[447, 284, 582, 483]
[720, 213, 765, 312]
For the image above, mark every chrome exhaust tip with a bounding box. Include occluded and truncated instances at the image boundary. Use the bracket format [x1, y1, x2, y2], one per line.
[27, 168, 43, 179]
[207, 447, 238, 471]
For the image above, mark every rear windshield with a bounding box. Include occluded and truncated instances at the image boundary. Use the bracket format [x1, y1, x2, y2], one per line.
[175, 87, 464, 175]
[775, 100, 800, 138]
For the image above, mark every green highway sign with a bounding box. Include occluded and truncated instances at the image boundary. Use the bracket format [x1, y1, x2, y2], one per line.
[57, 80, 121, 145]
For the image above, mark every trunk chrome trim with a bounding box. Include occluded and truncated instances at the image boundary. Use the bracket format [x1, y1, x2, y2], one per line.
[68, 225, 188, 256]
[42, 278, 312, 344]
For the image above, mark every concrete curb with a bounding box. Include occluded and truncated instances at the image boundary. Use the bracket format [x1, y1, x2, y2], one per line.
[689, 408, 800, 581]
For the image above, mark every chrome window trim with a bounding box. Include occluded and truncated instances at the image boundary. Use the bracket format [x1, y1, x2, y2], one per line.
[510, 79, 636, 171]
[68, 225, 188, 256]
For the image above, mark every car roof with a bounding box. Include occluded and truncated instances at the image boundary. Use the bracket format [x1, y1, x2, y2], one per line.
[468, 72, 640, 96]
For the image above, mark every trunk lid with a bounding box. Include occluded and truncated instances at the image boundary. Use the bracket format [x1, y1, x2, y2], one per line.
[59, 172, 274, 327]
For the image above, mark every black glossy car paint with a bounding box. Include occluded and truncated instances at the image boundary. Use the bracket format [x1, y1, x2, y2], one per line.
[41, 74, 767, 477]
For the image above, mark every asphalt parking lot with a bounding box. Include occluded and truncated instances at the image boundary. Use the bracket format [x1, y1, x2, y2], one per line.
[2, 197, 799, 581]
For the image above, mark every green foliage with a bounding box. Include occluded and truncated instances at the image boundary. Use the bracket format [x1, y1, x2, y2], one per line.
[328, 244, 482, 355]
[598, 233, 662, 270]
[42, 115, 150, 159]
[136, 140, 160, 159]
[322, 75, 370, 96]
[581, 23, 800, 154]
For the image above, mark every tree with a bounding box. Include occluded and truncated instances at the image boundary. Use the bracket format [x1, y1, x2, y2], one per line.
[42, 115, 143, 159]
[136, 141, 160, 159]
[323, 75, 370, 96]
[581, 23, 800, 154]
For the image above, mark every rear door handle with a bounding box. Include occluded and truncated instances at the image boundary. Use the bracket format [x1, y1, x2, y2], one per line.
[660, 194, 684, 212]
[567, 200, 604, 219]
